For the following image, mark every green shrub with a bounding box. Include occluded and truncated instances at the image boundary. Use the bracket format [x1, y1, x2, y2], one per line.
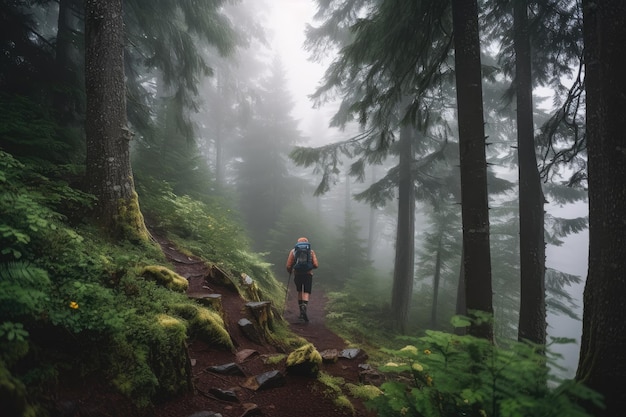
[368, 325, 602, 417]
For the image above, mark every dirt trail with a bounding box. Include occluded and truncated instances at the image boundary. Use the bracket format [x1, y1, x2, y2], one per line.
[152, 234, 377, 417]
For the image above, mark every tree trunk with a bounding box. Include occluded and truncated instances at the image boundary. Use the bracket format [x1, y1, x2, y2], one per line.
[55, 0, 81, 128]
[514, 1, 547, 346]
[576, 2, 626, 416]
[430, 235, 442, 329]
[451, 0, 493, 340]
[84, 0, 149, 242]
[455, 245, 467, 335]
[391, 122, 415, 334]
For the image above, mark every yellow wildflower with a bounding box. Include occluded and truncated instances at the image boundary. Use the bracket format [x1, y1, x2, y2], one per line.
[69, 301, 79, 309]
[423, 349, 432, 355]
[412, 362, 424, 372]
[385, 362, 399, 367]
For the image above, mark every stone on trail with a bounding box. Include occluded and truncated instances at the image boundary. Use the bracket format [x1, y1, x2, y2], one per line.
[206, 362, 245, 376]
[237, 318, 263, 344]
[208, 388, 239, 403]
[235, 348, 259, 363]
[242, 370, 286, 391]
[239, 403, 262, 417]
[339, 348, 364, 359]
[319, 348, 339, 363]
[187, 412, 222, 417]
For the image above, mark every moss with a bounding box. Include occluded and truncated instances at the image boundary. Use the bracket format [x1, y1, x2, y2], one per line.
[286, 343, 322, 376]
[345, 383, 383, 400]
[140, 265, 188, 292]
[262, 354, 286, 365]
[177, 304, 233, 350]
[115, 190, 152, 244]
[315, 372, 356, 415]
[334, 394, 355, 415]
[286, 343, 322, 367]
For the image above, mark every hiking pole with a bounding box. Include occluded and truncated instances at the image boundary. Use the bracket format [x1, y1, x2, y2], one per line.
[283, 271, 292, 316]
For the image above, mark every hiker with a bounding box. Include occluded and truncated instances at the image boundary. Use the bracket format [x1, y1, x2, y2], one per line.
[286, 237, 318, 322]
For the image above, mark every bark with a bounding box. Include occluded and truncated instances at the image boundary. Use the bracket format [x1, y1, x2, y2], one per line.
[430, 235, 442, 329]
[54, 0, 81, 126]
[451, 0, 493, 340]
[455, 246, 467, 336]
[576, 2, 626, 416]
[84, 0, 149, 242]
[391, 122, 415, 334]
[514, 1, 547, 346]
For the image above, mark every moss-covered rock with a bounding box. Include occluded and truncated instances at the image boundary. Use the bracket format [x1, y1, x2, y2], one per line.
[139, 265, 188, 292]
[169, 303, 233, 350]
[285, 343, 322, 377]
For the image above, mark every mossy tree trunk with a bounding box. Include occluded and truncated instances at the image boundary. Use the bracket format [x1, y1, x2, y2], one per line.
[84, 0, 149, 242]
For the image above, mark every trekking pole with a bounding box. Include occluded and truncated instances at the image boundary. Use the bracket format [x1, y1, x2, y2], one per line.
[283, 271, 292, 315]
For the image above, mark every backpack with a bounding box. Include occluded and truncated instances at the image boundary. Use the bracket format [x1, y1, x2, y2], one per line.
[293, 241, 313, 272]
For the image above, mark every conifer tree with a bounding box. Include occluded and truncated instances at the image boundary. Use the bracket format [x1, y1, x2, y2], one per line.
[576, 1, 626, 416]
[84, 0, 149, 242]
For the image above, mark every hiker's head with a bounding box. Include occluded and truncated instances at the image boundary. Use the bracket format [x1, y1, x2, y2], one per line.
[297, 237, 308, 243]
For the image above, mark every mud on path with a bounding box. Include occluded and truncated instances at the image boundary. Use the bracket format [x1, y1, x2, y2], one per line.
[153, 234, 377, 417]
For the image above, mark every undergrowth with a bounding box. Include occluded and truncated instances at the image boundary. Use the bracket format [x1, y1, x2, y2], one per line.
[0, 150, 285, 415]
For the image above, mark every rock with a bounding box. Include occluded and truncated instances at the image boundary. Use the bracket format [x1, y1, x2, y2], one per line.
[238, 318, 263, 344]
[285, 343, 322, 377]
[236, 348, 259, 363]
[239, 403, 262, 417]
[359, 368, 385, 386]
[242, 370, 286, 391]
[319, 348, 339, 363]
[256, 370, 286, 390]
[187, 412, 222, 417]
[208, 388, 239, 403]
[245, 301, 274, 332]
[189, 293, 224, 316]
[339, 348, 365, 360]
[186, 412, 222, 417]
[207, 362, 245, 376]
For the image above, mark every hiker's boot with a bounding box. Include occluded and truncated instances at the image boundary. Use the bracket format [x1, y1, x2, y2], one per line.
[299, 304, 309, 322]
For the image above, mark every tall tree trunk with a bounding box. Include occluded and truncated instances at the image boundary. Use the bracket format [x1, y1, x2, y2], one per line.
[430, 234, 443, 329]
[576, 2, 626, 416]
[85, 0, 149, 242]
[455, 245, 467, 335]
[55, 0, 81, 128]
[451, 0, 493, 340]
[391, 121, 415, 334]
[514, 1, 547, 345]
[367, 165, 377, 262]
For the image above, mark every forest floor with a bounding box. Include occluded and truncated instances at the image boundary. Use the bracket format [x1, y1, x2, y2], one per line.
[147, 234, 378, 417]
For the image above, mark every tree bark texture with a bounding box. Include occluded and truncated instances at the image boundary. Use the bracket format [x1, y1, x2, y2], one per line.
[85, 0, 148, 242]
[451, 0, 493, 340]
[514, 1, 547, 346]
[576, 2, 626, 416]
[391, 122, 416, 334]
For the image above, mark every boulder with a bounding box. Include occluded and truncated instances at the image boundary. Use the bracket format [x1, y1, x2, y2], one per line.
[285, 343, 322, 377]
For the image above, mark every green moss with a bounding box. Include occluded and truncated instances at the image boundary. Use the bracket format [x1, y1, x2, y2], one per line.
[115, 190, 152, 244]
[286, 343, 322, 368]
[169, 303, 233, 350]
[140, 265, 188, 292]
[345, 383, 383, 400]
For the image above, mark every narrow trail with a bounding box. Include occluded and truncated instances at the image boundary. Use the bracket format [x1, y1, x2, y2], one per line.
[152, 233, 377, 417]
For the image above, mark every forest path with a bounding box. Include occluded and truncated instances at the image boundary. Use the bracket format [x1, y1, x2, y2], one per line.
[151, 232, 377, 417]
